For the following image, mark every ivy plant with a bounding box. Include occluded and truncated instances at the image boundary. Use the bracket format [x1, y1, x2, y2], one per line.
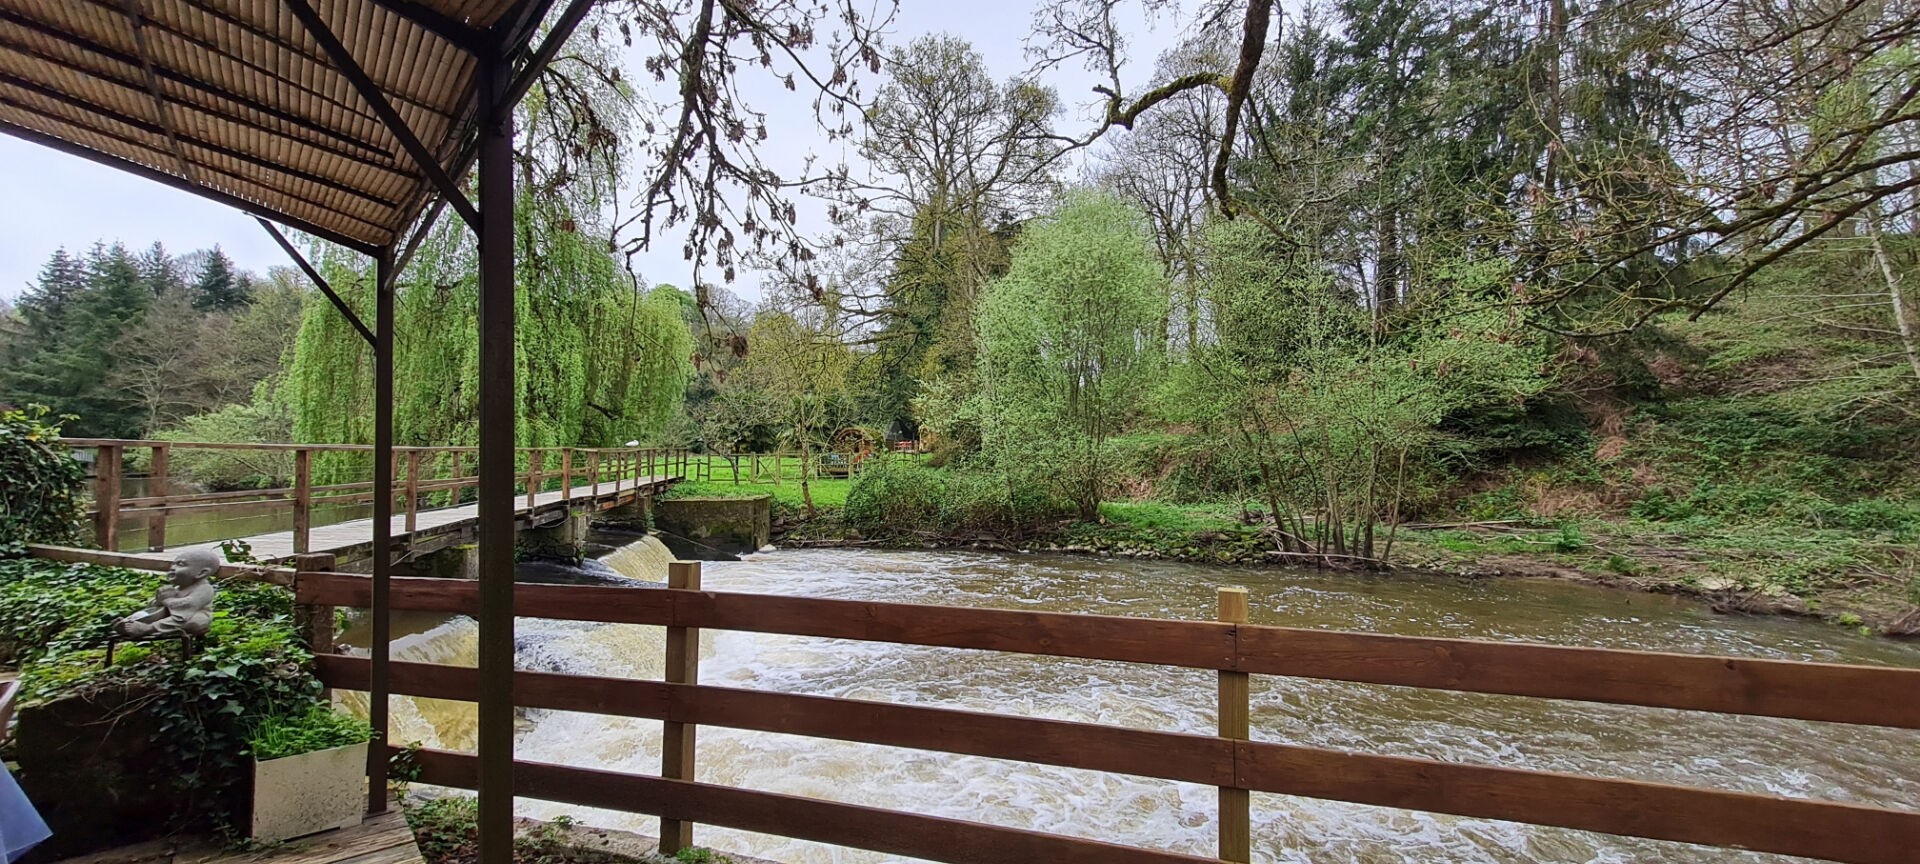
[0, 405, 85, 553]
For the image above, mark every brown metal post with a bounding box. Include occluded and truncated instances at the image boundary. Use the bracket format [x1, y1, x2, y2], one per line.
[661, 560, 703, 854]
[475, 41, 518, 864]
[369, 248, 396, 813]
[147, 444, 168, 551]
[292, 448, 312, 554]
[93, 444, 121, 550]
[1217, 586, 1251, 862]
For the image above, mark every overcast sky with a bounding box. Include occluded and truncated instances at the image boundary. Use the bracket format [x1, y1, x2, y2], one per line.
[0, 1, 1191, 302]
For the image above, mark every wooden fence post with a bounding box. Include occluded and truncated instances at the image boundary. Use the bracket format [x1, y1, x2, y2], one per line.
[661, 560, 703, 855]
[1217, 586, 1251, 863]
[405, 452, 422, 533]
[450, 451, 463, 506]
[560, 449, 573, 500]
[293, 552, 338, 697]
[590, 451, 601, 497]
[147, 444, 169, 551]
[92, 444, 121, 551]
[292, 448, 312, 555]
[527, 449, 543, 507]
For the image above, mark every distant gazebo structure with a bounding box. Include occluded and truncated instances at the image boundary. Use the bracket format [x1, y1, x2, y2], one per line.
[0, 1, 594, 860]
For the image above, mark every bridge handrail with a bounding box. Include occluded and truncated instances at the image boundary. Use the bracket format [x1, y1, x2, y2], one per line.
[59, 439, 691, 554]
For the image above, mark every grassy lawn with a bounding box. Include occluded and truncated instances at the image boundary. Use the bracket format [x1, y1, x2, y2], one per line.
[664, 476, 852, 514]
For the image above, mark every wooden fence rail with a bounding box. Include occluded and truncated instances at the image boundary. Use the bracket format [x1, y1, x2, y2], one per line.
[294, 567, 1920, 864]
[59, 439, 689, 553]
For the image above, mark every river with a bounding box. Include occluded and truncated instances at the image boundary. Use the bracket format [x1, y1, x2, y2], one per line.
[347, 540, 1920, 864]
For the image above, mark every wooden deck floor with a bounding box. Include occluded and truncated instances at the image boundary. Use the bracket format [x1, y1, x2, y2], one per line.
[52, 812, 422, 864]
[161, 477, 676, 565]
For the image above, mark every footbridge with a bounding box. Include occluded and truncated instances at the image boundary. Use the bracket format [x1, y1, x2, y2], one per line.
[61, 439, 688, 568]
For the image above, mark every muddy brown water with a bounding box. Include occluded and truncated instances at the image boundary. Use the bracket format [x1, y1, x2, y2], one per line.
[344, 543, 1920, 864]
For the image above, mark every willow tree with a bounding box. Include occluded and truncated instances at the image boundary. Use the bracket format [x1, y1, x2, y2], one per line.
[975, 190, 1166, 519]
[284, 23, 691, 470]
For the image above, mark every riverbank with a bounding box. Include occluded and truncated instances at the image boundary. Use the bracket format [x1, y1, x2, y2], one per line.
[662, 484, 1918, 638]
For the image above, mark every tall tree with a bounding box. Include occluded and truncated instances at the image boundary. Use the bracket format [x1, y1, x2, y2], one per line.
[191, 246, 251, 312]
[975, 190, 1166, 519]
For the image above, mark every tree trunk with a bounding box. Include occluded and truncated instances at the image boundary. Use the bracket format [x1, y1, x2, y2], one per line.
[1866, 215, 1920, 389]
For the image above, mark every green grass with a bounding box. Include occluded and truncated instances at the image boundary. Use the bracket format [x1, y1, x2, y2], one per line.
[1097, 500, 1245, 534]
[665, 477, 853, 515]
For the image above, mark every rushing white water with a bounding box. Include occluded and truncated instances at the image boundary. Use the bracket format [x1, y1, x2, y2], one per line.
[366, 543, 1920, 864]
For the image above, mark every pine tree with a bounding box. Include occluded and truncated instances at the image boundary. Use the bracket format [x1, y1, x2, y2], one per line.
[192, 246, 251, 311]
[139, 242, 185, 297]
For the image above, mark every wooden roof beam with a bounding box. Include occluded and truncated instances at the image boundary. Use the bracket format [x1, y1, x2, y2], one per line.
[0, 117, 381, 256]
[285, 0, 480, 232]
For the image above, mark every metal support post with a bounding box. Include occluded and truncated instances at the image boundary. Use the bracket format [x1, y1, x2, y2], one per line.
[475, 38, 517, 864]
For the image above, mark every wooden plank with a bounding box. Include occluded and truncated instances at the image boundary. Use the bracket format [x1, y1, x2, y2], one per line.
[405, 748, 1214, 864]
[94, 443, 121, 550]
[1216, 587, 1250, 863]
[1236, 626, 1920, 729]
[661, 561, 702, 853]
[27, 544, 293, 585]
[298, 574, 677, 623]
[293, 449, 312, 555]
[1235, 739, 1920, 864]
[303, 580, 1920, 729]
[676, 591, 1238, 670]
[147, 444, 168, 551]
[316, 656, 1234, 786]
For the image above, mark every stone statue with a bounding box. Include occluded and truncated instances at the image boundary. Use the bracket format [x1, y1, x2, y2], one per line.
[112, 548, 218, 639]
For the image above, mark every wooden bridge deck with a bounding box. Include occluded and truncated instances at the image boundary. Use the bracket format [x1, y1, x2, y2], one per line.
[163, 476, 676, 565]
[52, 812, 422, 864]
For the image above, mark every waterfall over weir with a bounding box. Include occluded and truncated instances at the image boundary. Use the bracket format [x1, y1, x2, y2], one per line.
[339, 533, 678, 753]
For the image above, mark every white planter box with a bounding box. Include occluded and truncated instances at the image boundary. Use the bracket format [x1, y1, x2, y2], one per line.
[251, 741, 367, 842]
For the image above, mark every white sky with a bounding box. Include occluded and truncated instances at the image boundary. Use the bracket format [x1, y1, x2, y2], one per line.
[0, 1, 1192, 302]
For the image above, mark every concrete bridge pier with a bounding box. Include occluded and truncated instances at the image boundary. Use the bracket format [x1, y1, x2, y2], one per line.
[519, 506, 595, 563]
[393, 543, 479, 580]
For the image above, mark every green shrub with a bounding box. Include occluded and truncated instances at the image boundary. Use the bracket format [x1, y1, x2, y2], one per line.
[843, 457, 947, 533]
[249, 703, 373, 760]
[845, 458, 1062, 537]
[0, 405, 86, 552]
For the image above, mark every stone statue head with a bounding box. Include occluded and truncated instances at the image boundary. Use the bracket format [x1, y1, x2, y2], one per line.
[168, 548, 222, 586]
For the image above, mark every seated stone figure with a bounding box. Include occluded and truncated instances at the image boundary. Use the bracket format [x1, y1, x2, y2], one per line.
[112, 548, 219, 639]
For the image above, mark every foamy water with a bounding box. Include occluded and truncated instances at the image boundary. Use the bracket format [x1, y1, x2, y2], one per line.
[355, 542, 1920, 863]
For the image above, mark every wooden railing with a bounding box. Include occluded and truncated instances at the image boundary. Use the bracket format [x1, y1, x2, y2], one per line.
[684, 450, 878, 484]
[291, 562, 1920, 864]
[61, 439, 691, 553]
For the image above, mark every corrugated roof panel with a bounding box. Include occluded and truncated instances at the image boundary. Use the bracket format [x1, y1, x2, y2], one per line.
[0, 0, 554, 250]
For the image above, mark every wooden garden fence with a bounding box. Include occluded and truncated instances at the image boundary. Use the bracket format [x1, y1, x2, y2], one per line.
[288, 560, 1920, 864]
